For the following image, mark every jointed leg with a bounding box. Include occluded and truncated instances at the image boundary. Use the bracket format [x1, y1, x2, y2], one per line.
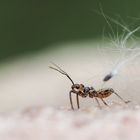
[76, 94, 80, 109]
[95, 97, 101, 109]
[100, 98, 108, 106]
[69, 91, 74, 110]
[113, 92, 130, 103]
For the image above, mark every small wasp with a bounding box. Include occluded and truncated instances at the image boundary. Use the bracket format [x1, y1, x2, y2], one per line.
[49, 63, 130, 110]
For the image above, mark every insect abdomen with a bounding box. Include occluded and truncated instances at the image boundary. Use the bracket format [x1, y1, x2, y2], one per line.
[97, 90, 112, 98]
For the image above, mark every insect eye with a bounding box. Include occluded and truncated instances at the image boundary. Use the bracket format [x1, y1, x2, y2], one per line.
[73, 84, 80, 89]
[76, 85, 80, 89]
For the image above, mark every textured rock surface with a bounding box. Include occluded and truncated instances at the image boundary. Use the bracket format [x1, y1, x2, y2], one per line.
[0, 102, 140, 140]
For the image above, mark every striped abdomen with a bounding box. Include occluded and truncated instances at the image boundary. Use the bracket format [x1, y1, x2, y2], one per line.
[96, 89, 112, 98]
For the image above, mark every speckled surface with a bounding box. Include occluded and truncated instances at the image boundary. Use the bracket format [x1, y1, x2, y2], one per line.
[0, 102, 140, 140]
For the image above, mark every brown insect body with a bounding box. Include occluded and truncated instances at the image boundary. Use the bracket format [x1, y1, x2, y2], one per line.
[49, 63, 130, 110]
[96, 89, 113, 98]
[71, 84, 89, 98]
[71, 84, 112, 99]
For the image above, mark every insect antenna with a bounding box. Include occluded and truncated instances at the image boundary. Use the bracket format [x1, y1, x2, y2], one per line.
[49, 62, 75, 85]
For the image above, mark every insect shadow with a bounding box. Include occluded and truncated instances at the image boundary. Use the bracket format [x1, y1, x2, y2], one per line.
[49, 63, 130, 110]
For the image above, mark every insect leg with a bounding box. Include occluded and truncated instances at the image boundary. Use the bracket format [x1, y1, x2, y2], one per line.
[100, 98, 108, 106]
[113, 92, 130, 103]
[95, 97, 101, 109]
[76, 94, 80, 109]
[69, 90, 74, 110]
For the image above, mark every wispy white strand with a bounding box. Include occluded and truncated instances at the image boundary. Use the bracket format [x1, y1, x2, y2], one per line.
[111, 51, 140, 77]
[103, 27, 140, 82]
[97, 7, 140, 82]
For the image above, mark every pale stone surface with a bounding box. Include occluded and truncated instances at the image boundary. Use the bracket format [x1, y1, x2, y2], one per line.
[0, 102, 140, 140]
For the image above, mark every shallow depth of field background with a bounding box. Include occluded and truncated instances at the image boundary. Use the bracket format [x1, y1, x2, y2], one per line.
[0, 0, 140, 111]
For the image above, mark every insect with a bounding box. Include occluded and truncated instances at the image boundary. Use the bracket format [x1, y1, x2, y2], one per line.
[49, 63, 130, 110]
